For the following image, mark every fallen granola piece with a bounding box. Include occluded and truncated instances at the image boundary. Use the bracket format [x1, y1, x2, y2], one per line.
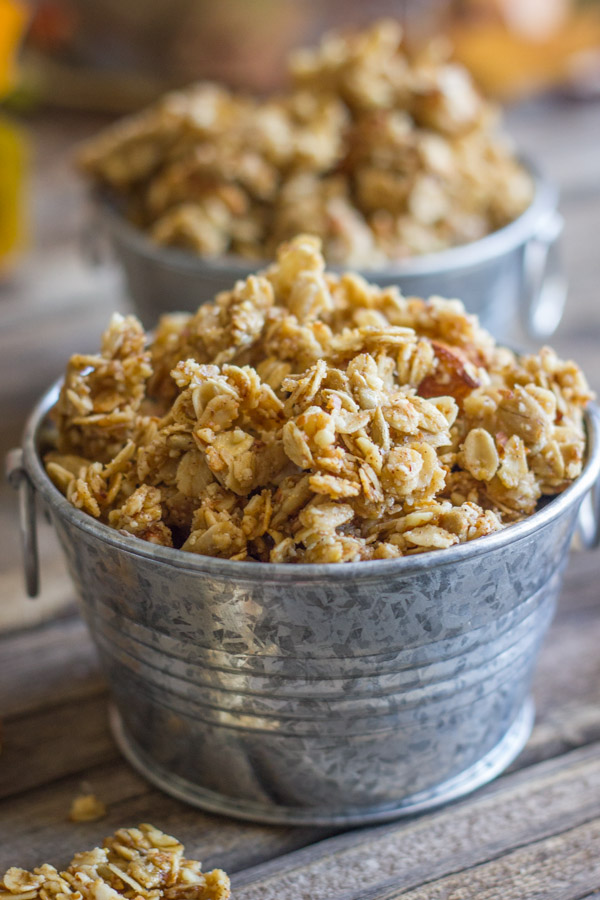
[68, 793, 107, 823]
[0, 824, 230, 900]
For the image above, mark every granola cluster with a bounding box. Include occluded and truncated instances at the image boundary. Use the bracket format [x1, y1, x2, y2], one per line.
[0, 824, 230, 900]
[45, 236, 592, 564]
[78, 20, 532, 266]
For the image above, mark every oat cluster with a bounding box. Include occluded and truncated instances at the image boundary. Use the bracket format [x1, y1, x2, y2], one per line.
[45, 236, 591, 564]
[0, 824, 230, 900]
[78, 20, 532, 266]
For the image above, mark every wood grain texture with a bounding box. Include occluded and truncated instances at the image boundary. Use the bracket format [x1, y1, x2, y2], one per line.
[557, 551, 600, 616]
[521, 605, 600, 768]
[0, 758, 329, 875]
[0, 695, 116, 800]
[0, 616, 102, 719]
[373, 820, 600, 900]
[233, 744, 600, 900]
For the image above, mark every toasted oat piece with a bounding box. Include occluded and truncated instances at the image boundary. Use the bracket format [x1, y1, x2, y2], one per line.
[0, 824, 230, 900]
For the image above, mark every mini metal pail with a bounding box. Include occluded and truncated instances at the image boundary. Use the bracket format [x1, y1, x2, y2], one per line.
[92, 160, 565, 343]
[7, 388, 600, 826]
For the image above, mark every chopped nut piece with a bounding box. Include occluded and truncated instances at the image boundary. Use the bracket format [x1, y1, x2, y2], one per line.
[46, 235, 592, 563]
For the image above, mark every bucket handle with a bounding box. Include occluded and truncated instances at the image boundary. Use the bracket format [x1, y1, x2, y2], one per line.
[576, 404, 600, 550]
[5, 448, 39, 598]
[522, 210, 567, 341]
[577, 481, 600, 550]
[80, 195, 114, 269]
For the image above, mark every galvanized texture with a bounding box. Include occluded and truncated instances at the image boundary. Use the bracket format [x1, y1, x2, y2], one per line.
[10, 387, 600, 825]
[93, 161, 565, 342]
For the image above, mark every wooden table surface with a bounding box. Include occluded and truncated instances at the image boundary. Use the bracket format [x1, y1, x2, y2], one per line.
[1, 99, 600, 897]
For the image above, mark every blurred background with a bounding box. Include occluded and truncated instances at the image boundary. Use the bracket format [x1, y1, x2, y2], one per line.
[9, 0, 600, 107]
[0, 0, 599, 628]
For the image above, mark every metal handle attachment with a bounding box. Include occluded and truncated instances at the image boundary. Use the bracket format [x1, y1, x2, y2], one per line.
[574, 402, 600, 551]
[80, 200, 113, 268]
[5, 448, 40, 597]
[576, 475, 600, 550]
[522, 210, 567, 341]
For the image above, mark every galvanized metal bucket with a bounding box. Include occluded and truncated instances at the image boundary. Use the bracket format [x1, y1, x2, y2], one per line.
[7, 387, 600, 826]
[91, 159, 565, 343]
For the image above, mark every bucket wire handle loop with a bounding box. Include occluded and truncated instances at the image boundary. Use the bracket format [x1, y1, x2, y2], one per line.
[577, 480, 600, 550]
[80, 196, 112, 268]
[5, 448, 39, 597]
[522, 210, 567, 341]
[577, 405, 600, 551]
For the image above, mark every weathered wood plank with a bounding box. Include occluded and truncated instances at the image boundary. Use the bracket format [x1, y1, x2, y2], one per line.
[372, 819, 600, 900]
[233, 743, 600, 900]
[0, 615, 102, 718]
[558, 551, 600, 616]
[0, 695, 116, 800]
[519, 605, 600, 768]
[0, 758, 329, 875]
[0, 762, 150, 869]
[4, 741, 600, 895]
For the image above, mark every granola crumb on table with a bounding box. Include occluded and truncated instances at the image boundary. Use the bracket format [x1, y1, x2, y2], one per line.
[68, 793, 107, 823]
[0, 824, 230, 900]
[45, 235, 592, 564]
[77, 19, 533, 266]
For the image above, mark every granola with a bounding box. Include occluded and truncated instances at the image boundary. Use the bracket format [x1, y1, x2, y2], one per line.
[0, 824, 230, 900]
[78, 20, 532, 266]
[68, 793, 107, 823]
[45, 235, 592, 564]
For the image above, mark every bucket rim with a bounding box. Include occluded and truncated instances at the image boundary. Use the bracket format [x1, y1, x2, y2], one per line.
[95, 155, 557, 281]
[21, 379, 600, 584]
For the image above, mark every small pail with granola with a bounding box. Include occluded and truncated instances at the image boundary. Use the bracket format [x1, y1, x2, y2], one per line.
[8, 237, 600, 825]
[80, 20, 565, 342]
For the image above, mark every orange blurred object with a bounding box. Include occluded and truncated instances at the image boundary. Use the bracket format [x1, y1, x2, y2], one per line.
[27, 0, 79, 52]
[0, 0, 28, 97]
[450, 0, 600, 98]
[0, 0, 29, 270]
